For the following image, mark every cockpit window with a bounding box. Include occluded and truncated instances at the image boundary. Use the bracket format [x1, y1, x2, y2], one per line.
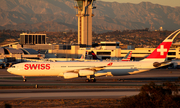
[12, 66, 15, 68]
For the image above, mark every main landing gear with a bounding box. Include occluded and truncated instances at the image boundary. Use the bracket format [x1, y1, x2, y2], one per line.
[85, 78, 96, 82]
[22, 76, 26, 82]
[85, 75, 96, 82]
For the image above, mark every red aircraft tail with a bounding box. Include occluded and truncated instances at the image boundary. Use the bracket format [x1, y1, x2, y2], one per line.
[142, 29, 180, 62]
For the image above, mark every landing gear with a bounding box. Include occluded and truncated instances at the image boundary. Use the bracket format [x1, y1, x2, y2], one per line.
[85, 78, 96, 82]
[85, 75, 96, 83]
[22, 76, 26, 82]
[23, 79, 26, 82]
[85, 79, 90, 82]
[90, 78, 96, 82]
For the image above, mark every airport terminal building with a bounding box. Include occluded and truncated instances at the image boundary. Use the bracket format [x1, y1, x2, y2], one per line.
[1, 1, 180, 61]
[3, 32, 180, 61]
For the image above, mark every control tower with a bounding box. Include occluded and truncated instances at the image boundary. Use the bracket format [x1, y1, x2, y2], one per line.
[74, 0, 96, 46]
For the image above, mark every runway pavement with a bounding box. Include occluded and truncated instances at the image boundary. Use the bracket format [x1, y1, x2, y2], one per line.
[0, 88, 139, 100]
[0, 68, 180, 100]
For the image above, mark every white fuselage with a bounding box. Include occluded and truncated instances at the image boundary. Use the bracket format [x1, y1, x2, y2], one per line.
[7, 61, 155, 77]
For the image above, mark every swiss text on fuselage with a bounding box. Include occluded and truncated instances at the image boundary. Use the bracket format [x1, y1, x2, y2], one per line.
[24, 64, 50, 70]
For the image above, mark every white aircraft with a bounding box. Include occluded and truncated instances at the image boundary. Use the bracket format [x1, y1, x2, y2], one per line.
[120, 51, 132, 61]
[90, 50, 132, 61]
[7, 29, 180, 82]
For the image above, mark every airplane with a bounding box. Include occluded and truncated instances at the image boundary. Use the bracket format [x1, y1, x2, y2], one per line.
[91, 51, 101, 60]
[121, 51, 132, 61]
[7, 29, 180, 82]
[43, 50, 88, 62]
[91, 51, 132, 61]
[80, 51, 88, 60]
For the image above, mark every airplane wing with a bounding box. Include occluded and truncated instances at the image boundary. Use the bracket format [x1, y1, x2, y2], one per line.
[63, 62, 113, 79]
[66, 62, 113, 73]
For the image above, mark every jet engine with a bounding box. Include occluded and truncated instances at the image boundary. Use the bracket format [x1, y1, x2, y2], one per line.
[79, 70, 94, 76]
[63, 72, 78, 79]
[153, 62, 161, 67]
[153, 60, 171, 67]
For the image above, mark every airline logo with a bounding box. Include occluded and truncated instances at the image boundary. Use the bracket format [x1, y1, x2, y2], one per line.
[127, 55, 131, 59]
[122, 51, 132, 61]
[146, 42, 172, 58]
[24, 64, 50, 70]
[107, 62, 113, 66]
[157, 45, 167, 55]
[80, 55, 84, 59]
[91, 51, 99, 60]
[127, 51, 132, 59]
[92, 52, 96, 56]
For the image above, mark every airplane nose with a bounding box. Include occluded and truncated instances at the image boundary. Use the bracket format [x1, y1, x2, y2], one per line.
[7, 68, 12, 73]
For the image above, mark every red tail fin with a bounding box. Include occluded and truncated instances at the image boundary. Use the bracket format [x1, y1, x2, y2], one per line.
[142, 29, 180, 62]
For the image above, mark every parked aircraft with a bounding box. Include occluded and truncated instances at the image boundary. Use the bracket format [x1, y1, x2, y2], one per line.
[80, 51, 88, 60]
[91, 51, 101, 60]
[91, 51, 132, 61]
[7, 29, 180, 82]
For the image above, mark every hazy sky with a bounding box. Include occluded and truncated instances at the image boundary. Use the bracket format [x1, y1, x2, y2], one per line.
[101, 0, 180, 7]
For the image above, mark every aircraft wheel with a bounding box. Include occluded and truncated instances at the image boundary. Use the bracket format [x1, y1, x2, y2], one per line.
[90, 79, 96, 82]
[90, 79, 94, 82]
[85, 79, 89, 82]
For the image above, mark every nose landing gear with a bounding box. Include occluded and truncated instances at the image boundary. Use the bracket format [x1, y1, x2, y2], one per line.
[22, 76, 26, 82]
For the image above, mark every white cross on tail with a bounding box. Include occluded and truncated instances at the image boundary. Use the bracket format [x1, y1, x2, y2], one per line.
[157, 45, 167, 55]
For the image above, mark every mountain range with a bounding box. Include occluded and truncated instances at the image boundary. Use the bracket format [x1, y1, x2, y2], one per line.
[0, 0, 180, 33]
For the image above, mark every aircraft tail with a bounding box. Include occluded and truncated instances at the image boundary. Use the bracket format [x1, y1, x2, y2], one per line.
[141, 29, 180, 62]
[91, 51, 101, 60]
[80, 51, 88, 59]
[121, 51, 132, 61]
[85, 51, 88, 59]
[80, 55, 84, 59]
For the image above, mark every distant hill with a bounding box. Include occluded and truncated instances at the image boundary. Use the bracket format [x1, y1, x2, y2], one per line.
[0, 0, 180, 33]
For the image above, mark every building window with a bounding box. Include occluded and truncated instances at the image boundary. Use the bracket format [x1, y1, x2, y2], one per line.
[42, 35, 45, 44]
[88, 52, 92, 55]
[59, 45, 71, 50]
[25, 35, 28, 44]
[38, 35, 41, 44]
[101, 44, 117, 46]
[36, 35, 38, 44]
[97, 52, 111, 55]
[168, 52, 176, 55]
[29, 35, 32, 44]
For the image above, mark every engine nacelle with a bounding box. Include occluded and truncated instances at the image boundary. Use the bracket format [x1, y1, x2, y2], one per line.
[153, 62, 161, 67]
[79, 70, 94, 76]
[63, 72, 78, 79]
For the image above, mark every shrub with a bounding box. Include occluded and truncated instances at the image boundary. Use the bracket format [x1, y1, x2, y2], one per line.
[120, 82, 180, 108]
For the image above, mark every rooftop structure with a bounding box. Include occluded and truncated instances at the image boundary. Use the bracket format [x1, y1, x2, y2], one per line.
[20, 33, 46, 45]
